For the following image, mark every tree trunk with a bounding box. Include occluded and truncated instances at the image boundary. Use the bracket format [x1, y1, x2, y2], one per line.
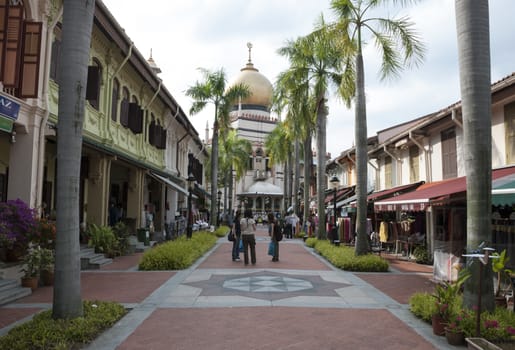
[455, 0, 494, 312]
[228, 165, 234, 214]
[53, 0, 95, 319]
[316, 96, 328, 239]
[294, 139, 300, 216]
[211, 118, 219, 226]
[354, 52, 370, 255]
[303, 133, 312, 231]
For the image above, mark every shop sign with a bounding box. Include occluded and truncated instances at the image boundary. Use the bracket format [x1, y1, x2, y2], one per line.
[0, 116, 13, 133]
[0, 95, 20, 120]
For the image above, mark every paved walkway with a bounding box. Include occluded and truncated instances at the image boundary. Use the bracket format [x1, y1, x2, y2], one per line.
[0, 226, 458, 349]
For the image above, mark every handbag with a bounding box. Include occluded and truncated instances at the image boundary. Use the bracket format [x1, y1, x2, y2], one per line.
[268, 241, 275, 256]
[228, 230, 235, 242]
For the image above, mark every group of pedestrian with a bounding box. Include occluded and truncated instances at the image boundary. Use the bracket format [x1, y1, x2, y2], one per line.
[230, 209, 282, 264]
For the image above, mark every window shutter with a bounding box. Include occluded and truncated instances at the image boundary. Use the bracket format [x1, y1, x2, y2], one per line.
[120, 99, 129, 127]
[159, 128, 166, 149]
[19, 21, 42, 98]
[148, 120, 156, 145]
[49, 38, 60, 82]
[128, 103, 142, 134]
[86, 65, 99, 101]
[1, 4, 23, 87]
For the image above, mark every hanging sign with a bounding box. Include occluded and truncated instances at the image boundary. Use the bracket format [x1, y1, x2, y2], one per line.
[0, 116, 13, 133]
[0, 95, 20, 120]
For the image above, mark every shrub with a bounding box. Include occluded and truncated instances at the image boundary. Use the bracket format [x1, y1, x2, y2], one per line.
[0, 300, 126, 350]
[214, 225, 229, 238]
[139, 231, 217, 270]
[409, 292, 436, 322]
[0, 199, 38, 252]
[412, 245, 432, 265]
[408, 292, 515, 342]
[306, 238, 389, 272]
[112, 221, 132, 255]
[87, 224, 118, 256]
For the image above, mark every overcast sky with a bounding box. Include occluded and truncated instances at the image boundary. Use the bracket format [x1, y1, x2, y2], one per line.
[101, 0, 514, 158]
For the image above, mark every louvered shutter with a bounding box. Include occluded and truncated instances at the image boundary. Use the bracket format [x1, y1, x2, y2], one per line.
[1, 4, 22, 87]
[86, 65, 99, 101]
[19, 21, 42, 98]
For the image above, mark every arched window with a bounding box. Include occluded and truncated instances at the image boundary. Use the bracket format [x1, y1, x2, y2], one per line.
[120, 87, 129, 127]
[111, 78, 119, 122]
[128, 95, 142, 134]
[86, 58, 102, 110]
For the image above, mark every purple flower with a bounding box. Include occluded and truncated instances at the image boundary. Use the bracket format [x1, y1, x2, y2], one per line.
[0, 199, 38, 249]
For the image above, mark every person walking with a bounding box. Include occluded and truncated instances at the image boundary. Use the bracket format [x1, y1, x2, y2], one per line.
[240, 209, 257, 265]
[268, 213, 279, 262]
[231, 211, 242, 261]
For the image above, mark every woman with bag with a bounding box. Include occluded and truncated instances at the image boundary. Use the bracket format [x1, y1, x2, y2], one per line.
[231, 211, 242, 261]
[268, 213, 280, 262]
[240, 209, 257, 265]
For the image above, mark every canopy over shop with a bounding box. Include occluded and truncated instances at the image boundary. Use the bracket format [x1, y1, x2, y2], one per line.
[374, 166, 515, 281]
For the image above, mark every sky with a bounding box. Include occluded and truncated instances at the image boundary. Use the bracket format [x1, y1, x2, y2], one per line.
[101, 0, 515, 158]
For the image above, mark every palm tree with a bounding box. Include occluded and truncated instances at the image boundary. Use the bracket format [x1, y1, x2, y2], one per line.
[265, 120, 293, 212]
[455, 0, 494, 311]
[53, 0, 95, 319]
[274, 66, 314, 225]
[330, 0, 425, 254]
[219, 129, 252, 214]
[278, 18, 349, 239]
[186, 68, 250, 226]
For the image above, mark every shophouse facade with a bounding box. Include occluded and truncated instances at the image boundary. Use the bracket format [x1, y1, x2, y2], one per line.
[327, 72, 515, 279]
[0, 0, 207, 238]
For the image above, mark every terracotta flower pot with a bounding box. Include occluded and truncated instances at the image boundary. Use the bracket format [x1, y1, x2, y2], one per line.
[432, 314, 446, 336]
[445, 328, 465, 346]
[21, 276, 38, 291]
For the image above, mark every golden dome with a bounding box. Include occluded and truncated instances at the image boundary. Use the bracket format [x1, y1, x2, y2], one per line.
[230, 62, 273, 108]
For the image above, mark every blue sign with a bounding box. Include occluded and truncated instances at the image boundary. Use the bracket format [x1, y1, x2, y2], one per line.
[0, 95, 20, 120]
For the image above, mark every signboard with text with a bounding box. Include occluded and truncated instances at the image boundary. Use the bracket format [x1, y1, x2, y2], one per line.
[0, 95, 20, 120]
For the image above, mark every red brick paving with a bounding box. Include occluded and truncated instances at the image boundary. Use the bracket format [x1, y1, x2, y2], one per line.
[118, 307, 436, 350]
[199, 241, 331, 270]
[101, 253, 143, 271]
[356, 273, 435, 304]
[17, 271, 175, 304]
[0, 307, 42, 328]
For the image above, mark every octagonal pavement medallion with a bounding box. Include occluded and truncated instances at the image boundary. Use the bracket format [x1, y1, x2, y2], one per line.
[183, 271, 351, 301]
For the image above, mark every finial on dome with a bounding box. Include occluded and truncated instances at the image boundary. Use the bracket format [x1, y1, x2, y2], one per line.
[147, 48, 162, 74]
[247, 42, 253, 64]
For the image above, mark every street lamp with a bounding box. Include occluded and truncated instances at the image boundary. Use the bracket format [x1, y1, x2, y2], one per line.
[330, 176, 340, 243]
[186, 173, 195, 239]
[217, 190, 222, 226]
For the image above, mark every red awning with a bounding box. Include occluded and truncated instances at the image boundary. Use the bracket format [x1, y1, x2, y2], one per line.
[324, 185, 354, 204]
[374, 166, 515, 211]
[367, 181, 425, 202]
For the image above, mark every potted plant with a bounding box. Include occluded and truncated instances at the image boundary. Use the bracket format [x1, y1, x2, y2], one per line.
[19, 245, 42, 290]
[39, 247, 55, 286]
[492, 249, 513, 307]
[87, 224, 119, 257]
[432, 269, 470, 335]
[445, 310, 471, 346]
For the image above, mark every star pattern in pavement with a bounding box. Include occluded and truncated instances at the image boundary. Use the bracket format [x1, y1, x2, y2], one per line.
[183, 271, 351, 301]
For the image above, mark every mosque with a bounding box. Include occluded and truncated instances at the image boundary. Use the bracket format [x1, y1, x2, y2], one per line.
[225, 43, 285, 218]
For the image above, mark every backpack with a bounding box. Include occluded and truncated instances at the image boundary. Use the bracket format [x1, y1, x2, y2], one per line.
[274, 223, 283, 242]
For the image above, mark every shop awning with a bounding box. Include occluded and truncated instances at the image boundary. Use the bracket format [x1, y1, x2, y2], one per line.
[150, 172, 188, 196]
[324, 186, 354, 204]
[374, 166, 515, 211]
[492, 173, 515, 206]
[366, 181, 425, 202]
